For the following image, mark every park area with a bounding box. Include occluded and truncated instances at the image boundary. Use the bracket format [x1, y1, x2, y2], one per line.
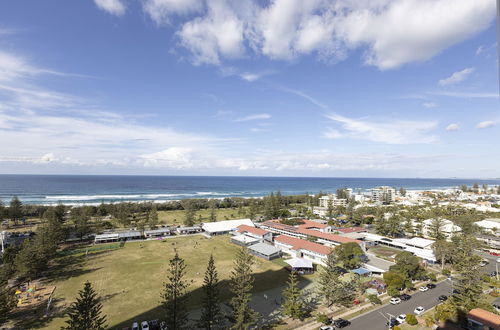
[13, 235, 290, 329]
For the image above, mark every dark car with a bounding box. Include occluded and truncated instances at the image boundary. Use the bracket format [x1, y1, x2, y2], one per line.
[333, 318, 351, 328]
[149, 320, 159, 330]
[426, 283, 436, 289]
[438, 295, 448, 302]
[399, 293, 411, 301]
[386, 318, 400, 328]
[452, 289, 461, 295]
[491, 271, 498, 277]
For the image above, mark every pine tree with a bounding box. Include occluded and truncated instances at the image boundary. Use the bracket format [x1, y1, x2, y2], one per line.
[209, 201, 217, 222]
[317, 251, 339, 308]
[161, 252, 189, 330]
[9, 196, 22, 225]
[62, 281, 107, 330]
[281, 271, 305, 320]
[182, 200, 196, 226]
[428, 218, 445, 240]
[0, 285, 16, 325]
[229, 248, 258, 329]
[148, 206, 159, 228]
[198, 255, 223, 329]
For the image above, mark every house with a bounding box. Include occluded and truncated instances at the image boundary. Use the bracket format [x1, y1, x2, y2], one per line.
[477, 235, 500, 249]
[418, 219, 462, 240]
[247, 242, 282, 260]
[144, 227, 172, 238]
[467, 308, 500, 330]
[235, 224, 272, 242]
[274, 235, 332, 265]
[202, 219, 254, 236]
[176, 226, 203, 235]
[475, 219, 500, 236]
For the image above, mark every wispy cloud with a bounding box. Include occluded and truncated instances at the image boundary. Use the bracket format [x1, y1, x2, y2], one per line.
[445, 123, 460, 131]
[476, 121, 496, 129]
[235, 113, 271, 122]
[422, 102, 438, 108]
[94, 0, 126, 16]
[438, 67, 475, 86]
[325, 113, 438, 144]
[427, 91, 499, 98]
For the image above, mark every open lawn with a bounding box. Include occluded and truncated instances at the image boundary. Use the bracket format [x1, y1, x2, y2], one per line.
[158, 207, 249, 225]
[28, 235, 288, 329]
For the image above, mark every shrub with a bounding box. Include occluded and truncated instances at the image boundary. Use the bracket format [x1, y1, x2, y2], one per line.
[367, 294, 382, 305]
[393, 326, 401, 330]
[315, 313, 330, 325]
[406, 314, 418, 325]
[387, 286, 400, 297]
[442, 269, 451, 276]
[428, 273, 437, 281]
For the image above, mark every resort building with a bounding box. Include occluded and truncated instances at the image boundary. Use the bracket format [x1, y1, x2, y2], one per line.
[202, 219, 254, 236]
[370, 186, 396, 204]
[274, 235, 332, 265]
[313, 195, 348, 217]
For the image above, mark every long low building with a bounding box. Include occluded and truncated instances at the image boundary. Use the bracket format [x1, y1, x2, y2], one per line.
[202, 219, 255, 236]
[274, 235, 332, 266]
[248, 242, 282, 260]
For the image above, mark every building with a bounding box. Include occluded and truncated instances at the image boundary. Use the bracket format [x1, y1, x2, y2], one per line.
[230, 234, 260, 247]
[176, 226, 203, 235]
[477, 235, 500, 249]
[370, 186, 396, 204]
[417, 219, 462, 240]
[297, 220, 333, 233]
[202, 219, 254, 236]
[235, 224, 272, 242]
[313, 195, 348, 217]
[258, 221, 306, 239]
[466, 308, 500, 330]
[274, 235, 332, 265]
[95, 233, 120, 243]
[144, 227, 172, 239]
[247, 242, 282, 260]
[475, 219, 500, 236]
[296, 228, 365, 249]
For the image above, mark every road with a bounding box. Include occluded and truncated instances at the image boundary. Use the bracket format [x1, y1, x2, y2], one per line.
[477, 251, 500, 276]
[348, 281, 452, 330]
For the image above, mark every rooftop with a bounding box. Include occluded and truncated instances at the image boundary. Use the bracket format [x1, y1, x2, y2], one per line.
[202, 219, 254, 233]
[275, 235, 332, 255]
[467, 308, 500, 327]
[297, 228, 361, 244]
[236, 224, 269, 236]
[248, 242, 281, 256]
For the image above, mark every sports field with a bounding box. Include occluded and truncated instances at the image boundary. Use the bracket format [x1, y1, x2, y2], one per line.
[36, 235, 289, 329]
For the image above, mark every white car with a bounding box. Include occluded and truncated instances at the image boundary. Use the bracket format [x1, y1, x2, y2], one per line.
[396, 314, 406, 324]
[141, 321, 149, 330]
[419, 286, 428, 292]
[496, 257, 500, 263]
[320, 326, 335, 330]
[390, 297, 401, 305]
[414, 306, 425, 315]
[132, 322, 139, 330]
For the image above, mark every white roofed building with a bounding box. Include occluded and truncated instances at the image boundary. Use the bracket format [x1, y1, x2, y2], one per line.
[202, 219, 254, 236]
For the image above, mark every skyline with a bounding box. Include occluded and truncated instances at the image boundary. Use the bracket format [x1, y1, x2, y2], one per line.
[0, 0, 499, 178]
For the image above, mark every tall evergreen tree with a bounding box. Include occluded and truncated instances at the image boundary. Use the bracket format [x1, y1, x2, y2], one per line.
[0, 285, 16, 325]
[182, 200, 196, 226]
[229, 248, 258, 329]
[281, 271, 305, 320]
[62, 281, 107, 330]
[161, 252, 189, 330]
[428, 218, 445, 240]
[209, 201, 217, 223]
[317, 251, 339, 308]
[198, 254, 223, 329]
[9, 196, 22, 225]
[148, 206, 159, 228]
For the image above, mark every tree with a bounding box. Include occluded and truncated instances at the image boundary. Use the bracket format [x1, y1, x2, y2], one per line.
[460, 184, 468, 192]
[326, 198, 334, 222]
[406, 314, 418, 325]
[198, 255, 223, 329]
[9, 196, 22, 225]
[62, 281, 107, 330]
[428, 218, 445, 240]
[282, 271, 305, 320]
[432, 240, 454, 269]
[0, 285, 16, 325]
[247, 200, 258, 221]
[472, 183, 479, 193]
[229, 248, 258, 329]
[317, 251, 355, 309]
[208, 201, 217, 223]
[386, 215, 403, 237]
[389, 251, 425, 282]
[148, 206, 159, 228]
[335, 242, 364, 270]
[399, 187, 407, 197]
[162, 252, 189, 330]
[383, 271, 405, 295]
[182, 200, 196, 226]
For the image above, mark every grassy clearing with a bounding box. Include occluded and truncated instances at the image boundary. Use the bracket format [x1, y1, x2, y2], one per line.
[158, 207, 249, 225]
[34, 235, 288, 329]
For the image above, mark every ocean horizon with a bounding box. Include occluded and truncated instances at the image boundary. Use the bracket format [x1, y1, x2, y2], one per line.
[1, 174, 499, 206]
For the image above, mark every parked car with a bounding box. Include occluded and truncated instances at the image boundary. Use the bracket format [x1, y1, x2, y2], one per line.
[386, 318, 399, 328]
[426, 283, 436, 289]
[333, 318, 351, 328]
[390, 297, 401, 305]
[414, 306, 425, 315]
[491, 271, 498, 277]
[490, 252, 500, 256]
[419, 286, 428, 292]
[396, 314, 406, 324]
[497, 258, 500, 263]
[141, 321, 149, 330]
[452, 288, 461, 295]
[438, 295, 448, 302]
[319, 326, 335, 330]
[149, 320, 159, 330]
[480, 260, 489, 267]
[400, 293, 411, 301]
[132, 322, 139, 330]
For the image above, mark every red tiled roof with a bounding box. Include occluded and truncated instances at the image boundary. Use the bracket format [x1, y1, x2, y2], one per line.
[261, 221, 299, 232]
[336, 227, 366, 234]
[298, 220, 329, 230]
[275, 235, 332, 255]
[297, 228, 361, 244]
[467, 308, 500, 328]
[236, 224, 269, 236]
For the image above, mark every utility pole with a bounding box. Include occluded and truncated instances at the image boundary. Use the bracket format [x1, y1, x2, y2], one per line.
[379, 311, 396, 330]
[0, 231, 5, 254]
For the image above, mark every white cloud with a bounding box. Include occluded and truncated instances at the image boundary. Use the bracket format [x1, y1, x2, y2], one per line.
[143, 0, 203, 25]
[94, 0, 126, 16]
[155, 0, 496, 69]
[235, 113, 271, 122]
[427, 91, 499, 98]
[438, 67, 475, 86]
[423, 102, 438, 108]
[322, 128, 342, 139]
[325, 113, 437, 144]
[140, 147, 197, 168]
[476, 121, 496, 129]
[445, 123, 460, 131]
[239, 71, 273, 82]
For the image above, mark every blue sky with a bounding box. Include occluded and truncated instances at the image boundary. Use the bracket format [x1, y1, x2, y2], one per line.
[0, 0, 498, 178]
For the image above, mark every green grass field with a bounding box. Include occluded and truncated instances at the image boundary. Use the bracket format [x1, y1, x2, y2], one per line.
[157, 207, 249, 225]
[34, 235, 288, 329]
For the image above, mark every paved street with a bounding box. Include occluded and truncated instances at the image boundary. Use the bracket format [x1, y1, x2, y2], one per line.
[477, 251, 500, 276]
[348, 281, 452, 330]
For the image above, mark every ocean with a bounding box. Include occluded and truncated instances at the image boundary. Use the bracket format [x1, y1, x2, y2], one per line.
[0, 175, 498, 205]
